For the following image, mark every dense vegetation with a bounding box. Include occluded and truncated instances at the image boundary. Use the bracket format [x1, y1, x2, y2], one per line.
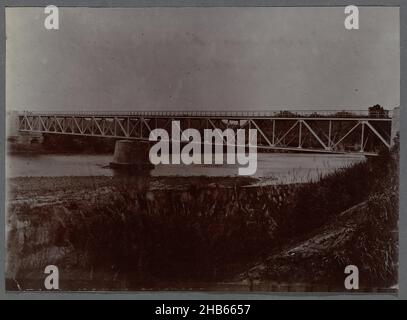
[247, 149, 398, 290]
[7, 139, 399, 291]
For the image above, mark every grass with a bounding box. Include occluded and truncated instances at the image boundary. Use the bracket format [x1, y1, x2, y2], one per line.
[6, 148, 399, 291]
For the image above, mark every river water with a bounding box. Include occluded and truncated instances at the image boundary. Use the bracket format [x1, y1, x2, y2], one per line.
[6, 153, 365, 185]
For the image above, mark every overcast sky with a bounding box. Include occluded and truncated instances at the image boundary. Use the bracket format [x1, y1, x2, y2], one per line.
[6, 7, 400, 112]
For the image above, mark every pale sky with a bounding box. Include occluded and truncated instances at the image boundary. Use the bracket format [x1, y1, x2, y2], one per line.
[6, 7, 400, 112]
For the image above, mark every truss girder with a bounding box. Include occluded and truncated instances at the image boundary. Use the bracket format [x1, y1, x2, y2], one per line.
[18, 113, 392, 155]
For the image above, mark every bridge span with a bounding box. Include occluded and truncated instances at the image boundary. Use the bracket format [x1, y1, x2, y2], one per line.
[17, 110, 396, 156]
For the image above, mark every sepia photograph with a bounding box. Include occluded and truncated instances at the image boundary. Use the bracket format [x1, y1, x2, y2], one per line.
[4, 6, 400, 292]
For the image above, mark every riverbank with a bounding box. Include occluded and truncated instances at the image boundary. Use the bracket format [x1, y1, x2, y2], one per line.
[7, 175, 259, 207]
[5, 151, 398, 291]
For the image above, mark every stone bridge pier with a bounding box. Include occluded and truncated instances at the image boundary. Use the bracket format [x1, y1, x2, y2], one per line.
[110, 140, 154, 170]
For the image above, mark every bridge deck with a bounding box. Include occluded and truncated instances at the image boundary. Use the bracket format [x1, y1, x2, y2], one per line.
[19, 109, 392, 119]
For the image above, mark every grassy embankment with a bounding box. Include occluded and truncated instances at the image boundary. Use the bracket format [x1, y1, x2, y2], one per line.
[242, 151, 398, 291]
[6, 146, 398, 291]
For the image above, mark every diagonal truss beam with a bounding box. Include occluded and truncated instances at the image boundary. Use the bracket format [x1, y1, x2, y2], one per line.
[363, 121, 391, 149]
[300, 120, 328, 150]
[275, 120, 299, 146]
[250, 120, 273, 147]
[332, 121, 361, 149]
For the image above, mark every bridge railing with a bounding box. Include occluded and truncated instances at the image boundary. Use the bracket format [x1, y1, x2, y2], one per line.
[18, 109, 394, 118]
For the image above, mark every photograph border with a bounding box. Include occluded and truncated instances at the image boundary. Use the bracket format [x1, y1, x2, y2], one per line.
[0, 0, 404, 300]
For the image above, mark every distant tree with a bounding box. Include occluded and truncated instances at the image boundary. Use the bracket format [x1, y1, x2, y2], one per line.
[392, 132, 400, 154]
[334, 111, 355, 118]
[277, 110, 297, 117]
[368, 104, 388, 118]
[310, 112, 322, 118]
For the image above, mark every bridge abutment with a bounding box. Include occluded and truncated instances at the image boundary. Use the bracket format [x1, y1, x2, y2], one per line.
[110, 140, 154, 170]
[391, 107, 400, 147]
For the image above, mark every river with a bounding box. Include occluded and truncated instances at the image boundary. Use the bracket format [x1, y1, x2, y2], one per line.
[6, 152, 366, 185]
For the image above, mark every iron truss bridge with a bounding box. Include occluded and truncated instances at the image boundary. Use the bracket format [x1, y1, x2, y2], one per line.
[18, 110, 393, 155]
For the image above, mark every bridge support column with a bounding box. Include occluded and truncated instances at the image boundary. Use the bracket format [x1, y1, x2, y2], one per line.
[110, 140, 154, 170]
[391, 107, 400, 147]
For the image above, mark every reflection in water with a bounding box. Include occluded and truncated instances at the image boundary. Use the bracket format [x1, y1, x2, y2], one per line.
[7, 153, 365, 185]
